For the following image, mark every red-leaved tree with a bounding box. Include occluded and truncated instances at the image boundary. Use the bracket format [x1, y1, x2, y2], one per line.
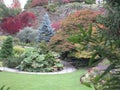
[0, 12, 36, 34]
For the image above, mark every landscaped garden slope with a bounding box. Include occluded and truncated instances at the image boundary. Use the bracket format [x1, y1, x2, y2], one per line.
[0, 70, 92, 90]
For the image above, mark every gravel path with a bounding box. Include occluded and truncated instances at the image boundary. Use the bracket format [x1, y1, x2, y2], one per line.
[0, 61, 76, 75]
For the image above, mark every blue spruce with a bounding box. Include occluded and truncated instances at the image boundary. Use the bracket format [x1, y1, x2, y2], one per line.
[37, 13, 54, 42]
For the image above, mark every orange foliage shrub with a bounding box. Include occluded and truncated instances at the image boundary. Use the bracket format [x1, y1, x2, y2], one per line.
[48, 30, 75, 53]
[49, 9, 100, 58]
[61, 9, 100, 30]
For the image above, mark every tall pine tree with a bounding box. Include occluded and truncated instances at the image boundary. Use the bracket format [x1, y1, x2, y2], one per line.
[37, 13, 54, 42]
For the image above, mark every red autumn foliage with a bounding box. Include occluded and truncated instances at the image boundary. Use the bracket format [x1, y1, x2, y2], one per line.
[31, 0, 48, 7]
[49, 9, 100, 55]
[0, 12, 36, 34]
[48, 30, 75, 53]
[61, 9, 101, 30]
[52, 21, 62, 31]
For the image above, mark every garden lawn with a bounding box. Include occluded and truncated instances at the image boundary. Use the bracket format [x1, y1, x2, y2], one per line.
[0, 69, 92, 90]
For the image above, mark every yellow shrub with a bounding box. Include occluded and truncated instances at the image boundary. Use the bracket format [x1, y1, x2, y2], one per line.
[13, 45, 25, 55]
[0, 36, 7, 41]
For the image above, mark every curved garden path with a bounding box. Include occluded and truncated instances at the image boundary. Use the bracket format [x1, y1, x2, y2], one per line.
[0, 61, 76, 74]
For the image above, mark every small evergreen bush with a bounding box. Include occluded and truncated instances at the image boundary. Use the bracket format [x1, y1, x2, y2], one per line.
[0, 36, 13, 59]
[17, 27, 38, 43]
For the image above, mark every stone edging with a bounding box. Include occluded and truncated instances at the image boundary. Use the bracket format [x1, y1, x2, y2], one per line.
[0, 61, 76, 75]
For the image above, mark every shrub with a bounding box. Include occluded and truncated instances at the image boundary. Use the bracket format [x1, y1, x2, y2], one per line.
[97, 4, 120, 45]
[13, 45, 25, 57]
[4, 56, 23, 68]
[52, 21, 62, 30]
[68, 23, 120, 90]
[17, 50, 63, 72]
[0, 36, 13, 59]
[48, 31, 75, 52]
[49, 9, 100, 58]
[1, 17, 23, 34]
[19, 12, 36, 27]
[0, 36, 7, 46]
[1, 12, 36, 34]
[61, 9, 100, 30]
[17, 27, 38, 43]
[37, 13, 54, 42]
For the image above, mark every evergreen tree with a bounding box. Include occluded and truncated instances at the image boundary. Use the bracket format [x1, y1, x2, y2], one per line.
[0, 36, 13, 58]
[37, 13, 54, 42]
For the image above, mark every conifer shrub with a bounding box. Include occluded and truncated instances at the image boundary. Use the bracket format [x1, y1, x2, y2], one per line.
[37, 13, 54, 42]
[0, 36, 13, 59]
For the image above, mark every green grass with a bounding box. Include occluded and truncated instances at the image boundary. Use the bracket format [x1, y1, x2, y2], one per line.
[0, 70, 93, 90]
